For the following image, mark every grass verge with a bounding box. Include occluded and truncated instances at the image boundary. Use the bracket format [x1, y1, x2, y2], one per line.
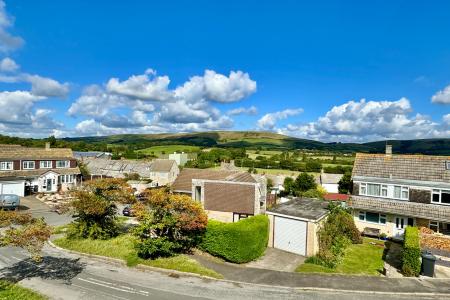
[53, 234, 223, 279]
[0, 280, 47, 300]
[296, 238, 385, 275]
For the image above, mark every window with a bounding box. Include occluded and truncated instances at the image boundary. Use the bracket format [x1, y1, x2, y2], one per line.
[367, 183, 381, 196]
[381, 185, 388, 197]
[432, 189, 450, 205]
[22, 161, 35, 169]
[358, 211, 386, 224]
[56, 160, 69, 168]
[446, 161, 450, 170]
[360, 183, 367, 195]
[0, 161, 13, 170]
[429, 221, 450, 235]
[40, 161, 52, 168]
[359, 182, 408, 200]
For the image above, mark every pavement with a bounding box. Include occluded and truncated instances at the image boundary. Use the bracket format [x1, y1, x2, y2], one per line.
[19, 195, 73, 226]
[245, 248, 305, 272]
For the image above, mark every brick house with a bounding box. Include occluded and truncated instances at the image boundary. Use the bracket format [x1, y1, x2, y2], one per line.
[0, 143, 80, 196]
[348, 145, 450, 239]
[171, 168, 267, 222]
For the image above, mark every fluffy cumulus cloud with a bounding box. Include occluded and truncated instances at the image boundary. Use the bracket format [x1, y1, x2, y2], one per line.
[23, 74, 70, 98]
[279, 98, 449, 142]
[227, 105, 258, 116]
[257, 108, 303, 130]
[444, 114, 450, 125]
[431, 85, 450, 104]
[68, 68, 256, 136]
[0, 56, 18, 71]
[0, 1, 24, 53]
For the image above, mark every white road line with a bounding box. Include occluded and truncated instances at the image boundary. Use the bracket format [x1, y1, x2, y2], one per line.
[71, 283, 131, 300]
[86, 277, 149, 295]
[77, 277, 149, 296]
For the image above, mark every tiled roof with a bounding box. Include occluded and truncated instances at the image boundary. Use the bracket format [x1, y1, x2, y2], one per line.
[323, 193, 349, 201]
[349, 195, 450, 222]
[150, 159, 176, 172]
[0, 145, 74, 160]
[84, 158, 151, 178]
[171, 168, 256, 192]
[0, 167, 80, 178]
[352, 153, 450, 183]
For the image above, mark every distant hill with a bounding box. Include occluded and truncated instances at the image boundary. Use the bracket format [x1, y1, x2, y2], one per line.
[63, 131, 450, 155]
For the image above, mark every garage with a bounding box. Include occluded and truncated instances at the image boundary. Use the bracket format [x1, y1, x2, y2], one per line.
[273, 216, 307, 255]
[0, 181, 25, 197]
[266, 197, 329, 257]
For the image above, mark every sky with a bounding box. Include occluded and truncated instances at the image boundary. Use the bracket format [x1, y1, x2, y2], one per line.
[0, 0, 449, 142]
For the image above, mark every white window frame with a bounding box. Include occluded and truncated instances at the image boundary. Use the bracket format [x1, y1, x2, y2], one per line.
[432, 189, 450, 206]
[40, 161, 52, 168]
[359, 181, 409, 200]
[357, 211, 387, 225]
[22, 160, 35, 170]
[56, 160, 69, 168]
[0, 161, 13, 170]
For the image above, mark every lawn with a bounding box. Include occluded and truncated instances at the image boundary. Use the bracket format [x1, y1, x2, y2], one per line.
[53, 234, 222, 279]
[296, 238, 385, 275]
[136, 145, 200, 157]
[0, 280, 47, 300]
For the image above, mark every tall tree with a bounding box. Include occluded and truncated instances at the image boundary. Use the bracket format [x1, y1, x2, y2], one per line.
[338, 172, 352, 194]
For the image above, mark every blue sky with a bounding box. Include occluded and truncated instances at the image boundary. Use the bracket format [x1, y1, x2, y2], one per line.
[0, 0, 449, 142]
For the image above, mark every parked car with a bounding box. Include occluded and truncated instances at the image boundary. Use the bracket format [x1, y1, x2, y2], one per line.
[122, 204, 134, 217]
[0, 194, 20, 210]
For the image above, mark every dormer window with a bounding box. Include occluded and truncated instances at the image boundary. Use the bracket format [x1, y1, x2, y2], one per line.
[23, 161, 35, 170]
[0, 161, 13, 170]
[56, 160, 69, 168]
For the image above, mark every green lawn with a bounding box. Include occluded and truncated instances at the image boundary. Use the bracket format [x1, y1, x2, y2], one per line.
[136, 145, 200, 157]
[0, 280, 47, 300]
[296, 238, 385, 275]
[53, 234, 222, 279]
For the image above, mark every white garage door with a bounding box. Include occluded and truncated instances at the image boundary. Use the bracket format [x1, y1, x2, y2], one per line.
[0, 181, 25, 197]
[274, 216, 307, 256]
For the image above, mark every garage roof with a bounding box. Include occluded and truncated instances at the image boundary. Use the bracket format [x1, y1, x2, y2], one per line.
[267, 198, 329, 221]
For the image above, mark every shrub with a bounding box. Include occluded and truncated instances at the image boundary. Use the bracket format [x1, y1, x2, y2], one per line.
[135, 236, 179, 259]
[200, 215, 269, 263]
[402, 226, 421, 277]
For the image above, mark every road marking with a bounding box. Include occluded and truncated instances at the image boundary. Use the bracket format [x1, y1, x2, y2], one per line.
[77, 277, 150, 296]
[71, 283, 131, 300]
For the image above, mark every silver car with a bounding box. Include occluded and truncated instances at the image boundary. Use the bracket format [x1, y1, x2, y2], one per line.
[0, 194, 20, 210]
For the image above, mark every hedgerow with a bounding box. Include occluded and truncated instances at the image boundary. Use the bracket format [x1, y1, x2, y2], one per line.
[401, 226, 421, 277]
[200, 215, 269, 263]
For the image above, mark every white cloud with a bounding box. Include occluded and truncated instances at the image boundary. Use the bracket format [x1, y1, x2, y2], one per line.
[279, 98, 449, 142]
[0, 0, 24, 53]
[431, 85, 450, 104]
[107, 73, 172, 101]
[227, 106, 258, 116]
[200, 70, 256, 102]
[23, 74, 70, 98]
[257, 108, 303, 130]
[443, 114, 450, 125]
[0, 57, 18, 72]
[0, 90, 44, 124]
[68, 85, 126, 117]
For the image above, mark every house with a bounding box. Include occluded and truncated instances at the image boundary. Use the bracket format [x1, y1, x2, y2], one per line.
[148, 159, 179, 186]
[84, 158, 179, 187]
[171, 168, 267, 222]
[319, 172, 343, 193]
[168, 152, 189, 167]
[0, 143, 80, 196]
[266, 198, 328, 256]
[348, 145, 450, 239]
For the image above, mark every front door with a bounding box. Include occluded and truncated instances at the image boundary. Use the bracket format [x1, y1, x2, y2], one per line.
[394, 217, 414, 239]
[46, 179, 52, 192]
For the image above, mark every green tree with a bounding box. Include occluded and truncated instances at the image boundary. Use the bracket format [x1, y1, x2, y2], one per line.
[283, 177, 295, 195]
[294, 172, 317, 194]
[67, 178, 136, 239]
[338, 172, 352, 194]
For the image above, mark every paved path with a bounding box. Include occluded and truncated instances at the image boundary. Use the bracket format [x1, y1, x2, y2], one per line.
[192, 253, 450, 294]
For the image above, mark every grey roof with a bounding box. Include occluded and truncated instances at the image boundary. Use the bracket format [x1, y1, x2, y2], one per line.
[84, 158, 151, 178]
[73, 151, 112, 158]
[352, 153, 450, 184]
[150, 159, 176, 172]
[267, 197, 329, 221]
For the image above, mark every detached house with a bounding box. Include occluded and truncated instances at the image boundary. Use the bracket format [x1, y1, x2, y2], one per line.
[349, 145, 450, 239]
[171, 168, 267, 222]
[0, 143, 80, 196]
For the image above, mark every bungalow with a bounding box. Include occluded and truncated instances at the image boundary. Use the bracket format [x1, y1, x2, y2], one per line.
[0, 143, 80, 196]
[348, 145, 450, 239]
[171, 168, 267, 222]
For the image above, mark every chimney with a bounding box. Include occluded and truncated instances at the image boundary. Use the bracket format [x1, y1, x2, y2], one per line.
[385, 144, 392, 156]
[45, 142, 51, 151]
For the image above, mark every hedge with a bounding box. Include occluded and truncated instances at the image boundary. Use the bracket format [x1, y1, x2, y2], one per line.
[402, 226, 421, 277]
[200, 215, 269, 263]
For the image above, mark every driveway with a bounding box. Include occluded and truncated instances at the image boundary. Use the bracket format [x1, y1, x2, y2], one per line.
[245, 248, 305, 272]
[19, 195, 73, 226]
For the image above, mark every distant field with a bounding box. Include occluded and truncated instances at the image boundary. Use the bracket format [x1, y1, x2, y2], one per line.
[212, 165, 319, 177]
[137, 145, 200, 157]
